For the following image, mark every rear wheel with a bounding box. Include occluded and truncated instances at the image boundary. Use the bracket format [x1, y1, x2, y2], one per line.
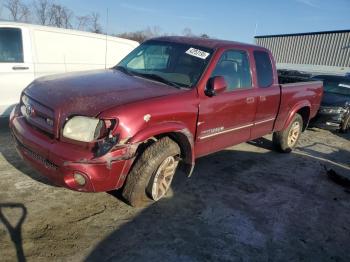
[273, 114, 303, 153]
[122, 137, 180, 207]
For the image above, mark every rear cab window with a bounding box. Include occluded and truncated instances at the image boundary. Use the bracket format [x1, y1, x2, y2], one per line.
[254, 51, 273, 88]
[0, 28, 24, 63]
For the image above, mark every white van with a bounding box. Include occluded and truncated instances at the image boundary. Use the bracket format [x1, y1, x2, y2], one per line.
[0, 22, 139, 117]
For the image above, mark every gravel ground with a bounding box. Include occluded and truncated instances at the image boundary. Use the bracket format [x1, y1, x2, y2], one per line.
[0, 119, 349, 262]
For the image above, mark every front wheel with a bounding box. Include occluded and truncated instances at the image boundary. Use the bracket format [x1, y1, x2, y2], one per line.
[273, 114, 303, 153]
[122, 137, 180, 207]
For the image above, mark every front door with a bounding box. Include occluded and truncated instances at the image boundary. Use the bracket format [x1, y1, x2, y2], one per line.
[195, 49, 257, 157]
[0, 27, 34, 116]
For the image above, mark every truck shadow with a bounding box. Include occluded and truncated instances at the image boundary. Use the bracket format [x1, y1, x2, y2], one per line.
[0, 119, 55, 187]
[0, 203, 27, 262]
[86, 146, 350, 262]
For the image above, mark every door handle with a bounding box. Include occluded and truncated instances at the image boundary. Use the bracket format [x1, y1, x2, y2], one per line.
[246, 97, 255, 104]
[12, 66, 29, 70]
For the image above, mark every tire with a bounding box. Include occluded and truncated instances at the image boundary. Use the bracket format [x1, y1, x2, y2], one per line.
[340, 114, 349, 133]
[122, 137, 180, 207]
[273, 114, 303, 153]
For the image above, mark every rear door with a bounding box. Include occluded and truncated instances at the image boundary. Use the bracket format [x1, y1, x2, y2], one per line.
[250, 50, 280, 139]
[195, 49, 257, 157]
[0, 26, 34, 116]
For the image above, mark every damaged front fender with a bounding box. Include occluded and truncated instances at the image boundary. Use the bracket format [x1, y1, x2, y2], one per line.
[63, 141, 140, 170]
[128, 123, 196, 177]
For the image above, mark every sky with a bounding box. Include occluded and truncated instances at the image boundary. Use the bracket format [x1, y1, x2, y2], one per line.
[2, 0, 350, 43]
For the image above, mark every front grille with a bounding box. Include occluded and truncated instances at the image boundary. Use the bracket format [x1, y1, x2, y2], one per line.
[14, 135, 58, 170]
[21, 95, 55, 137]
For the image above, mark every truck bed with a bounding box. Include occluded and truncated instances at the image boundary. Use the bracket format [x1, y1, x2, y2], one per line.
[273, 78, 323, 131]
[278, 69, 313, 84]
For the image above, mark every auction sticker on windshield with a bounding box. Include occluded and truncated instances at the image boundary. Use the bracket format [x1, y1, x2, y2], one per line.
[186, 48, 210, 59]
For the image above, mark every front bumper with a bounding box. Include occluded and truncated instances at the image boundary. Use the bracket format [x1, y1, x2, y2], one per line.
[311, 112, 344, 130]
[9, 108, 135, 192]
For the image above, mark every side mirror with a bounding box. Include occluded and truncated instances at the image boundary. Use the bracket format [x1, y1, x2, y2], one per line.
[205, 76, 227, 97]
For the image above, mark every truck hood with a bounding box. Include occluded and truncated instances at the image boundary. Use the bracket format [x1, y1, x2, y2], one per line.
[25, 69, 182, 118]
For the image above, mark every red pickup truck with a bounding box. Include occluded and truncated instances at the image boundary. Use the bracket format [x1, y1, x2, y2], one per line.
[9, 37, 323, 206]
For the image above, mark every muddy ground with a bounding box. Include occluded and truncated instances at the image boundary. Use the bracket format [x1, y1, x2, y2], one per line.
[0, 119, 349, 262]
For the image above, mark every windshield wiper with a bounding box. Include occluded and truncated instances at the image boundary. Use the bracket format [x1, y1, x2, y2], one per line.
[114, 66, 134, 76]
[135, 73, 185, 89]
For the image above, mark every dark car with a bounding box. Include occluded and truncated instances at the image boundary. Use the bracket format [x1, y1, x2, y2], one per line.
[311, 74, 350, 132]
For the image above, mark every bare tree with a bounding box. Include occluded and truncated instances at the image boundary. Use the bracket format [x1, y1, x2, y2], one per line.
[76, 14, 91, 31]
[20, 2, 30, 21]
[4, 0, 20, 21]
[182, 28, 210, 38]
[33, 0, 52, 25]
[182, 27, 194, 37]
[89, 12, 101, 33]
[4, 0, 31, 22]
[117, 26, 163, 43]
[117, 31, 145, 43]
[48, 3, 72, 28]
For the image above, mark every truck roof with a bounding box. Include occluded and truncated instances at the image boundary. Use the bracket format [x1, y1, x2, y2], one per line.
[152, 36, 263, 50]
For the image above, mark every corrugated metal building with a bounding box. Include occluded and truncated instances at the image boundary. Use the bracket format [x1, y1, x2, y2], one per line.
[255, 30, 350, 75]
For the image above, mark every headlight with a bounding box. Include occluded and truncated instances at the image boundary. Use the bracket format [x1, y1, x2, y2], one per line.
[22, 94, 29, 104]
[319, 107, 346, 114]
[63, 116, 105, 142]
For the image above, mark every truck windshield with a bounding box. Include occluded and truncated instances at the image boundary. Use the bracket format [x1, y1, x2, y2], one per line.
[116, 40, 214, 88]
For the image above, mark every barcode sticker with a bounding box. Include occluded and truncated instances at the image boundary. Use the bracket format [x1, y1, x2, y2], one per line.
[185, 48, 210, 59]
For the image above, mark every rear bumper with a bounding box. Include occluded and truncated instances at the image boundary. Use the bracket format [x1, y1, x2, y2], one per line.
[9, 107, 135, 192]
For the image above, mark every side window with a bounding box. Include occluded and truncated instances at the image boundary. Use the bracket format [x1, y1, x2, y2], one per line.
[0, 28, 24, 63]
[127, 45, 170, 70]
[254, 51, 273, 88]
[211, 50, 252, 91]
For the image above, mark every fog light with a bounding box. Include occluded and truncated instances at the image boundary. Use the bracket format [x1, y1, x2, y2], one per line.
[74, 173, 86, 186]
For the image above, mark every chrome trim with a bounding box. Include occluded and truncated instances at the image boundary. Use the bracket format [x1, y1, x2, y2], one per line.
[199, 123, 253, 140]
[254, 118, 275, 126]
[198, 117, 276, 140]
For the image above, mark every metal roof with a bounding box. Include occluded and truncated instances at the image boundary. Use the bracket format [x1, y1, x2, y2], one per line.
[255, 29, 350, 73]
[255, 29, 350, 39]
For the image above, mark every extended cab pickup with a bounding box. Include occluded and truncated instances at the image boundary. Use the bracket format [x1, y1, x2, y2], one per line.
[9, 37, 323, 207]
